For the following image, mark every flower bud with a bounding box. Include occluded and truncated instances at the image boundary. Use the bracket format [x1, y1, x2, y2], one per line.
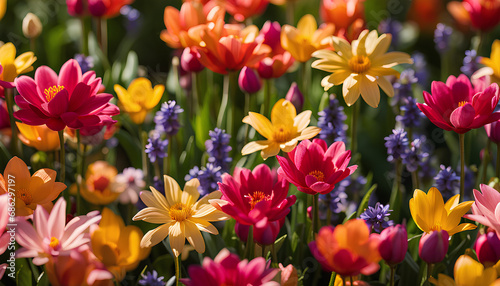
[181, 48, 204, 73]
[378, 224, 408, 265]
[253, 217, 283, 245]
[66, 0, 85, 17]
[235, 222, 250, 243]
[285, 82, 304, 112]
[279, 263, 298, 286]
[256, 21, 282, 50]
[238, 66, 262, 94]
[419, 230, 449, 264]
[88, 0, 106, 17]
[22, 13, 42, 39]
[485, 120, 500, 144]
[474, 231, 500, 267]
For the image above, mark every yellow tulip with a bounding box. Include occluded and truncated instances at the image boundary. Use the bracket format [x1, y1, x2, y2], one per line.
[409, 187, 476, 236]
[430, 255, 498, 286]
[91, 208, 150, 281]
[241, 98, 321, 160]
[16, 122, 60, 152]
[79, 161, 120, 205]
[114, 78, 164, 124]
[280, 14, 334, 63]
[473, 40, 500, 85]
[0, 42, 36, 83]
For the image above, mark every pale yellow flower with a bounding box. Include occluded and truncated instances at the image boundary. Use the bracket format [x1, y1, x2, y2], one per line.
[133, 175, 229, 257]
[312, 30, 413, 108]
[241, 99, 321, 160]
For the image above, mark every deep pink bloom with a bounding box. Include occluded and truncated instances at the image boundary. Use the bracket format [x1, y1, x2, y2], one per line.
[45, 245, 113, 286]
[88, 0, 133, 18]
[277, 139, 357, 195]
[16, 197, 101, 265]
[485, 120, 500, 144]
[210, 164, 296, 244]
[238, 66, 262, 94]
[0, 264, 5, 280]
[378, 224, 408, 265]
[66, 0, 86, 16]
[181, 248, 279, 286]
[14, 59, 119, 131]
[235, 217, 284, 245]
[181, 47, 204, 73]
[0, 195, 9, 255]
[465, 184, 500, 238]
[417, 74, 500, 134]
[418, 230, 449, 264]
[464, 0, 500, 31]
[224, 0, 269, 22]
[285, 82, 304, 113]
[474, 230, 500, 266]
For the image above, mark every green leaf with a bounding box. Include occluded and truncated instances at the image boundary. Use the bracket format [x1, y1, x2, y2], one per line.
[121, 50, 139, 87]
[343, 211, 357, 223]
[115, 129, 142, 168]
[356, 184, 378, 217]
[193, 92, 213, 150]
[16, 259, 33, 286]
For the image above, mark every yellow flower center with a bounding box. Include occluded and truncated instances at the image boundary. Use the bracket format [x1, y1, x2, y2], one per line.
[348, 55, 371, 74]
[44, 85, 65, 102]
[430, 223, 442, 232]
[49, 237, 59, 249]
[273, 127, 291, 143]
[169, 203, 194, 221]
[308, 170, 325, 181]
[246, 191, 271, 210]
[15, 188, 33, 206]
[92, 176, 110, 193]
[458, 101, 468, 107]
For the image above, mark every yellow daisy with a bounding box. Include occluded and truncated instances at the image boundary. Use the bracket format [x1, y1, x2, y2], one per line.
[241, 98, 321, 160]
[473, 40, 500, 85]
[312, 30, 413, 108]
[409, 187, 476, 236]
[133, 175, 228, 257]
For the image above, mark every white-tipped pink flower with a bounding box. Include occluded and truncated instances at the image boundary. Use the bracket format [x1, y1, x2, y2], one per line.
[16, 197, 101, 265]
[465, 184, 500, 238]
[0, 194, 10, 255]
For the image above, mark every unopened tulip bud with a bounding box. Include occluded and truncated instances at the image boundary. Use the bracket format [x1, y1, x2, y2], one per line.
[419, 230, 449, 264]
[279, 264, 298, 286]
[23, 13, 42, 39]
[66, 0, 85, 16]
[253, 217, 283, 245]
[238, 66, 262, 94]
[285, 82, 304, 112]
[378, 224, 408, 265]
[235, 222, 250, 242]
[485, 121, 500, 144]
[474, 230, 500, 267]
[181, 48, 204, 73]
[256, 21, 282, 50]
[88, 0, 106, 17]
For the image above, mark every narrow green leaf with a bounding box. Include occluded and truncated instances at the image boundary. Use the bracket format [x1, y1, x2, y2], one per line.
[356, 184, 378, 217]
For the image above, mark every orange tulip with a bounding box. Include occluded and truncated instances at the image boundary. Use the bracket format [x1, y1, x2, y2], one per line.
[160, 1, 225, 49]
[16, 122, 60, 152]
[320, 0, 365, 32]
[309, 219, 381, 277]
[192, 21, 271, 74]
[1, 156, 66, 216]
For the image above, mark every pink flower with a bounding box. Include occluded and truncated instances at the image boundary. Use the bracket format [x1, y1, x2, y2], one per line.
[224, 0, 269, 22]
[14, 59, 119, 131]
[45, 245, 113, 286]
[0, 264, 6, 280]
[210, 164, 296, 244]
[474, 230, 500, 267]
[464, 0, 500, 31]
[0, 194, 9, 255]
[378, 224, 408, 266]
[418, 230, 449, 264]
[277, 139, 357, 195]
[181, 248, 279, 286]
[16, 197, 101, 265]
[417, 74, 500, 134]
[485, 120, 500, 144]
[465, 184, 500, 238]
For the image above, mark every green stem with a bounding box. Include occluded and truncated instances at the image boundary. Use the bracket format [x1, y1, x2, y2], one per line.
[350, 100, 360, 154]
[390, 159, 402, 221]
[174, 255, 180, 286]
[30, 38, 36, 55]
[191, 72, 200, 119]
[139, 126, 148, 179]
[286, 0, 295, 25]
[166, 135, 172, 175]
[390, 265, 396, 286]
[459, 133, 465, 202]
[426, 263, 434, 286]
[261, 244, 266, 258]
[5, 88, 19, 156]
[312, 194, 319, 234]
[58, 130, 65, 183]
[217, 73, 230, 129]
[271, 243, 278, 266]
[299, 62, 311, 110]
[342, 276, 347, 286]
[80, 17, 89, 55]
[244, 92, 250, 144]
[482, 139, 491, 183]
[349, 276, 354, 285]
[412, 170, 419, 190]
[328, 273, 336, 286]
[496, 143, 500, 179]
[263, 79, 271, 117]
[244, 225, 254, 260]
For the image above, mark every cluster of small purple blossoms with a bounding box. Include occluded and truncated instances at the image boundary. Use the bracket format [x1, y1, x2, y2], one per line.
[74, 54, 94, 73]
[205, 128, 232, 172]
[434, 23, 453, 54]
[396, 97, 424, 128]
[378, 18, 403, 48]
[145, 131, 168, 163]
[461, 50, 480, 77]
[138, 270, 166, 286]
[434, 165, 460, 200]
[186, 164, 223, 196]
[411, 52, 429, 86]
[154, 100, 184, 136]
[385, 129, 409, 163]
[403, 136, 430, 173]
[392, 69, 418, 107]
[317, 96, 348, 144]
[360, 202, 394, 233]
[120, 5, 142, 34]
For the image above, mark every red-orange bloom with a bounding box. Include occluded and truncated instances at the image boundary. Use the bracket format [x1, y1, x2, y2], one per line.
[224, 0, 269, 22]
[320, 0, 365, 31]
[309, 219, 381, 276]
[192, 22, 271, 74]
[448, 0, 500, 32]
[160, 1, 224, 49]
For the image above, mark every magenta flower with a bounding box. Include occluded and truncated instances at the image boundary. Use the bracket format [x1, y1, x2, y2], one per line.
[181, 248, 279, 286]
[210, 164, 296, 244]
[474, 231, 500, 267]
[14, 59, 119, 131]
[378, 224, 408, 266]
[464, 184, 500, 238]
[418, 230, 449, 264]
[417, 74, 500, 134]
[16, 197, 101, 265]
[485, 120, 500, 144]
[277, 139, 357, 195]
